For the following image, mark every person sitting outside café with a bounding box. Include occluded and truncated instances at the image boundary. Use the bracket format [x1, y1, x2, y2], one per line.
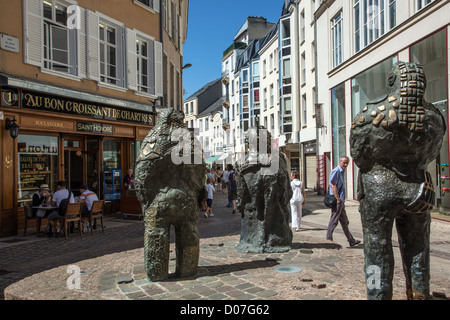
[32, 184, 51, 218]
[77, 184, 99, 230]
[47, 181, 75, 237]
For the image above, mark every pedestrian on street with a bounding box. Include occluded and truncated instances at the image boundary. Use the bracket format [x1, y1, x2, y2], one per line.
[204, 178, 215, 218]
[326, 156, 361, 247]
[216, 167, 223, 192]
[290, 170, 305, 232]
[227, 164, 237, 214]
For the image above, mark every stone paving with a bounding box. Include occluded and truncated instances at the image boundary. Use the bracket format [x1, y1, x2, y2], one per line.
[2, 191, 450, 301]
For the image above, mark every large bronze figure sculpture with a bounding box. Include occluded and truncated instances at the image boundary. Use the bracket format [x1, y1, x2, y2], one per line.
[134, 108, 205, 282]
[235, 127, 293, 253]
[350, 62, 446, 299]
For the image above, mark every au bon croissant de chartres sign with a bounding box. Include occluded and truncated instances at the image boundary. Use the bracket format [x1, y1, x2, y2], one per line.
[22, 90, 154, 126]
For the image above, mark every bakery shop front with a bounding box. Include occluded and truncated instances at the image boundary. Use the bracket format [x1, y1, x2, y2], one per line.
[0, 84, 155, 237]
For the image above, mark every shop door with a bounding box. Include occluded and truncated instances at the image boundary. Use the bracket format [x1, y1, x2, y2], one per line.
[86, 138, 101, 197]
[305, 154, 317, 191]
[64, 137, 84, 196]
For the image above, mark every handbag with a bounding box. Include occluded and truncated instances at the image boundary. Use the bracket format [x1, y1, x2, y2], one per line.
[323, 193, 337, 208]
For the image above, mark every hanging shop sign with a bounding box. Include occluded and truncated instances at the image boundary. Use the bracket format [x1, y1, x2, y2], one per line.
[21, 89, 155, 126]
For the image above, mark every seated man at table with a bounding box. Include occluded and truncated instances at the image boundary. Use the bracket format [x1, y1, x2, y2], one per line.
[78, 184, 99, 229]
[47, 181, 75, 237]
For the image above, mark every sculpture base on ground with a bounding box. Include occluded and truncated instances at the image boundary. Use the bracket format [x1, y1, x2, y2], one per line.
[235, 138, 293, 254]
[135, 108, 205, 282]
[350, 62, 446, 299]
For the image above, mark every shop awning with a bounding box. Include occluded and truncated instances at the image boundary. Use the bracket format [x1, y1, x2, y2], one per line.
[216, 153, 229, 161]
[205, 155, 220, 163]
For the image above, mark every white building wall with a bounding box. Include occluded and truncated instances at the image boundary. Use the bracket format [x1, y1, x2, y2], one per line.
[315, 0, 450, 199]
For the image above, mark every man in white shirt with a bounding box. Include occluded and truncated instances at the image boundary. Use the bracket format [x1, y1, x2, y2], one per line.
[47, 181, 75, 237]
[78, 184, 99, 213]
[78, 184, 99, 229]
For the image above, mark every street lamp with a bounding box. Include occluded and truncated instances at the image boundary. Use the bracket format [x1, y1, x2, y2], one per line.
[5, 118, 19, 139]
[182, 63, 192, 69]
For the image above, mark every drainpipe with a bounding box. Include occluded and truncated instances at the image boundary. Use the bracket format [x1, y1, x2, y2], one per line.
[160, 0, 165, 109]
[294, 0, 301, 175]
[314, 13, 320, 195]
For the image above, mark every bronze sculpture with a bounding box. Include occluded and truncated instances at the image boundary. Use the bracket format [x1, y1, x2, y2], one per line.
[134, 108, 205, 281]
[350, 62, 446, 299]
[235, 127, 293, 253]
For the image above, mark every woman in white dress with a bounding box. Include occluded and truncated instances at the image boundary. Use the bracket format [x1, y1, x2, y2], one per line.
[290, 170, 305, 232]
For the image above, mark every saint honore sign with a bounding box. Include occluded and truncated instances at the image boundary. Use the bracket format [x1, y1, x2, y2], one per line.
[21, 89, 155, 126]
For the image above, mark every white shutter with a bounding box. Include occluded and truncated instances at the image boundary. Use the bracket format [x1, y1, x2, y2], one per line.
[154, 40, 163, 97]
[77, 7, 87, 78]
[86, 10, 100, 81]
[23, 0, 43, 67]
[126, 28, 137, 91]
[152, 0, 160, 13]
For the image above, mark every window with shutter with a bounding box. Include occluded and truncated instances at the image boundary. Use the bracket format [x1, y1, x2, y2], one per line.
[97, 15, 125, 88]
[23, 0, 43, 67]
[136, 0, 160, 12]
[154, 40, 163, 97]
[42, 0, 77, 75]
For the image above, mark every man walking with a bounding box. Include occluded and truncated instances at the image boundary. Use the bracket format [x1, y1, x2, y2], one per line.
[326, 156, 361, 247]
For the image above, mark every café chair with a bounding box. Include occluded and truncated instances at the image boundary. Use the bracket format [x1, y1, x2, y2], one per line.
[87, 200, 105, 235]
[23, 202, 42, 236]
[58, 202, 83, 240]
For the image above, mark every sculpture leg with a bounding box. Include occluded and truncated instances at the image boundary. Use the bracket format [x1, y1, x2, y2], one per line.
[395, 212, 431, 300]
[360, 200, 396, 299]
[174, 219, 199, 278]
[144, 206, 170, 282]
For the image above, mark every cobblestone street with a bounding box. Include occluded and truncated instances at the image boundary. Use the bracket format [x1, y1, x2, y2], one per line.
[1, 191, 449, 302]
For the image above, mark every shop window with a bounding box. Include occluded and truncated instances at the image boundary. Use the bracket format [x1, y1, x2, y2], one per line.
[17, 135, 59, 204]
[351, 56, 397, 116]
[103, 140, 122, 200]
[351, 56, 397, 198]
[103, 140, 122, 170]
[411, 29, 448, 209]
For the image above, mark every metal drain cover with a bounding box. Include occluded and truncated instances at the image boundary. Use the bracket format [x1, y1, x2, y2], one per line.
[274, 266, 303, 273]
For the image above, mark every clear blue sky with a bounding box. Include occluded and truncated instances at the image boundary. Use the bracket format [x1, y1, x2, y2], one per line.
[182, 0, 284, 99]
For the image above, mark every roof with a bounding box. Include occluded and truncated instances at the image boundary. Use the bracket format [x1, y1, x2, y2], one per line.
[185, 78, 222, 101]
[234, 22, 278, 72]
[197, 97, 223, 118]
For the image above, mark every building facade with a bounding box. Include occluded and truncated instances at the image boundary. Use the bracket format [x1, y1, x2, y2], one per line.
[315, 0, 450, 208]
[0, 0, 188, 237]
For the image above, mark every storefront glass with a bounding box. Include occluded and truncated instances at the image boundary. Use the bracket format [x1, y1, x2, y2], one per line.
[411, 28, 448, 210]
[17, 134, 59, 203]
[103, 139, 122, 200]
[331, 83, 346, 168]
[130, 140, 142, 171]
[351, 56, 397, 199]
[87, 138, 101, 195]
